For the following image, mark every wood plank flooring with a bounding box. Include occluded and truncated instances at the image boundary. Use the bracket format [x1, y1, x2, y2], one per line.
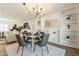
[0, 43, 7, 56]
[48, 42, 79, 56]
[0, 42, 79, 56]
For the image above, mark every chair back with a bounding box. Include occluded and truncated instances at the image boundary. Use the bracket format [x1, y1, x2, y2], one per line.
[41, 33, 50, 46]
[16, 34, 25, 46]
[40, 32, 44, 39]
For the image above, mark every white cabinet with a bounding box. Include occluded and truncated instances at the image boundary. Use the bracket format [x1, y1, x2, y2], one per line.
[59, 7, 78, 48]
[48, 30, 59, 43]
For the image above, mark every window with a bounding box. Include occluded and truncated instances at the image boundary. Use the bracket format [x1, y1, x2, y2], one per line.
[0, 23, 9, 32]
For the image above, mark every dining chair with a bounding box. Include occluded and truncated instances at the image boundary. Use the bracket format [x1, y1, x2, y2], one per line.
[23, 31, 32, 42]
[39, 32, 44, 40]
[34, 31, 44, 41]
[33, 33, 50, 55]
[16, 34, 28, 56]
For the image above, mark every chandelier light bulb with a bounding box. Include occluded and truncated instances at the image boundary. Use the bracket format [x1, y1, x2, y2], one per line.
[23, 3, 26, 5]
[40, 8, 42, 10]
[33, 7, 34, 10]
[22, 3, 45, 19]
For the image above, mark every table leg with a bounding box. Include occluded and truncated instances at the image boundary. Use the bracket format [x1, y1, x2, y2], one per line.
[32, 38, 35, 55]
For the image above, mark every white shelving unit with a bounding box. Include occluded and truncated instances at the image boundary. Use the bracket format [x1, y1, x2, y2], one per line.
[59, 7, 78, 48]
[49, 29, 59, 43]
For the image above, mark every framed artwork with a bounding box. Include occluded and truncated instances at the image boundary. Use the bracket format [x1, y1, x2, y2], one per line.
[45, 19, 58, 28]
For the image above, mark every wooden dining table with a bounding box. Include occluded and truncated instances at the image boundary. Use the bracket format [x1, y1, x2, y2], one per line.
[27, 34, 42, 54]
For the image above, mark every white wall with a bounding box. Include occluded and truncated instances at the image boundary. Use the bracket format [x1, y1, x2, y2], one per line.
[41, 12, 59, 30]
[41, 12, 60, 43]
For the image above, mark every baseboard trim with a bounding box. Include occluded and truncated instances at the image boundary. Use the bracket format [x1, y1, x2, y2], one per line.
[48, 42, 79, 49]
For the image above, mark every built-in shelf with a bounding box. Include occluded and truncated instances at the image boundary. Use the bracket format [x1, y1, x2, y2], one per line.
[60, 7, 77, 48]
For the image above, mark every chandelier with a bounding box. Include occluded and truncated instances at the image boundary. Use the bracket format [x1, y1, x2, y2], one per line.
[22, 3, 45, 19]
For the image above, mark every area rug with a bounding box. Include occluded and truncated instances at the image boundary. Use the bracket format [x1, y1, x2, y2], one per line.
[5, 42, 65, 56]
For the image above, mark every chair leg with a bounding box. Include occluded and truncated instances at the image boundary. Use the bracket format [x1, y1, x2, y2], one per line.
[41, 47, 43, 56]
[46, 45, 49, 53]
[30, 43, 32, 47]
[17, 45, 20, 53]
[33, 44, 36, 53]
[22, 47, 24, 56]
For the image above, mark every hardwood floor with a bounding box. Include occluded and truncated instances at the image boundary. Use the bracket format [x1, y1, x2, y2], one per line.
[65, 47, 79, 56]
[0, 41, 79, 56]
[0, 43, 7, 56]
[48, 42, 79, 56]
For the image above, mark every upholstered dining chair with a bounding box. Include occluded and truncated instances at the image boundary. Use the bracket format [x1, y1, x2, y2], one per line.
[16, 34, 29, 56]
[22, 31, 32, 43]
[33, 33, 50, 55]
[33, 31, 44, 41]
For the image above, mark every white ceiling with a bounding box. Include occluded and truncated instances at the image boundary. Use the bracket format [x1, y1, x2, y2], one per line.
[0, 3, 77, 22]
